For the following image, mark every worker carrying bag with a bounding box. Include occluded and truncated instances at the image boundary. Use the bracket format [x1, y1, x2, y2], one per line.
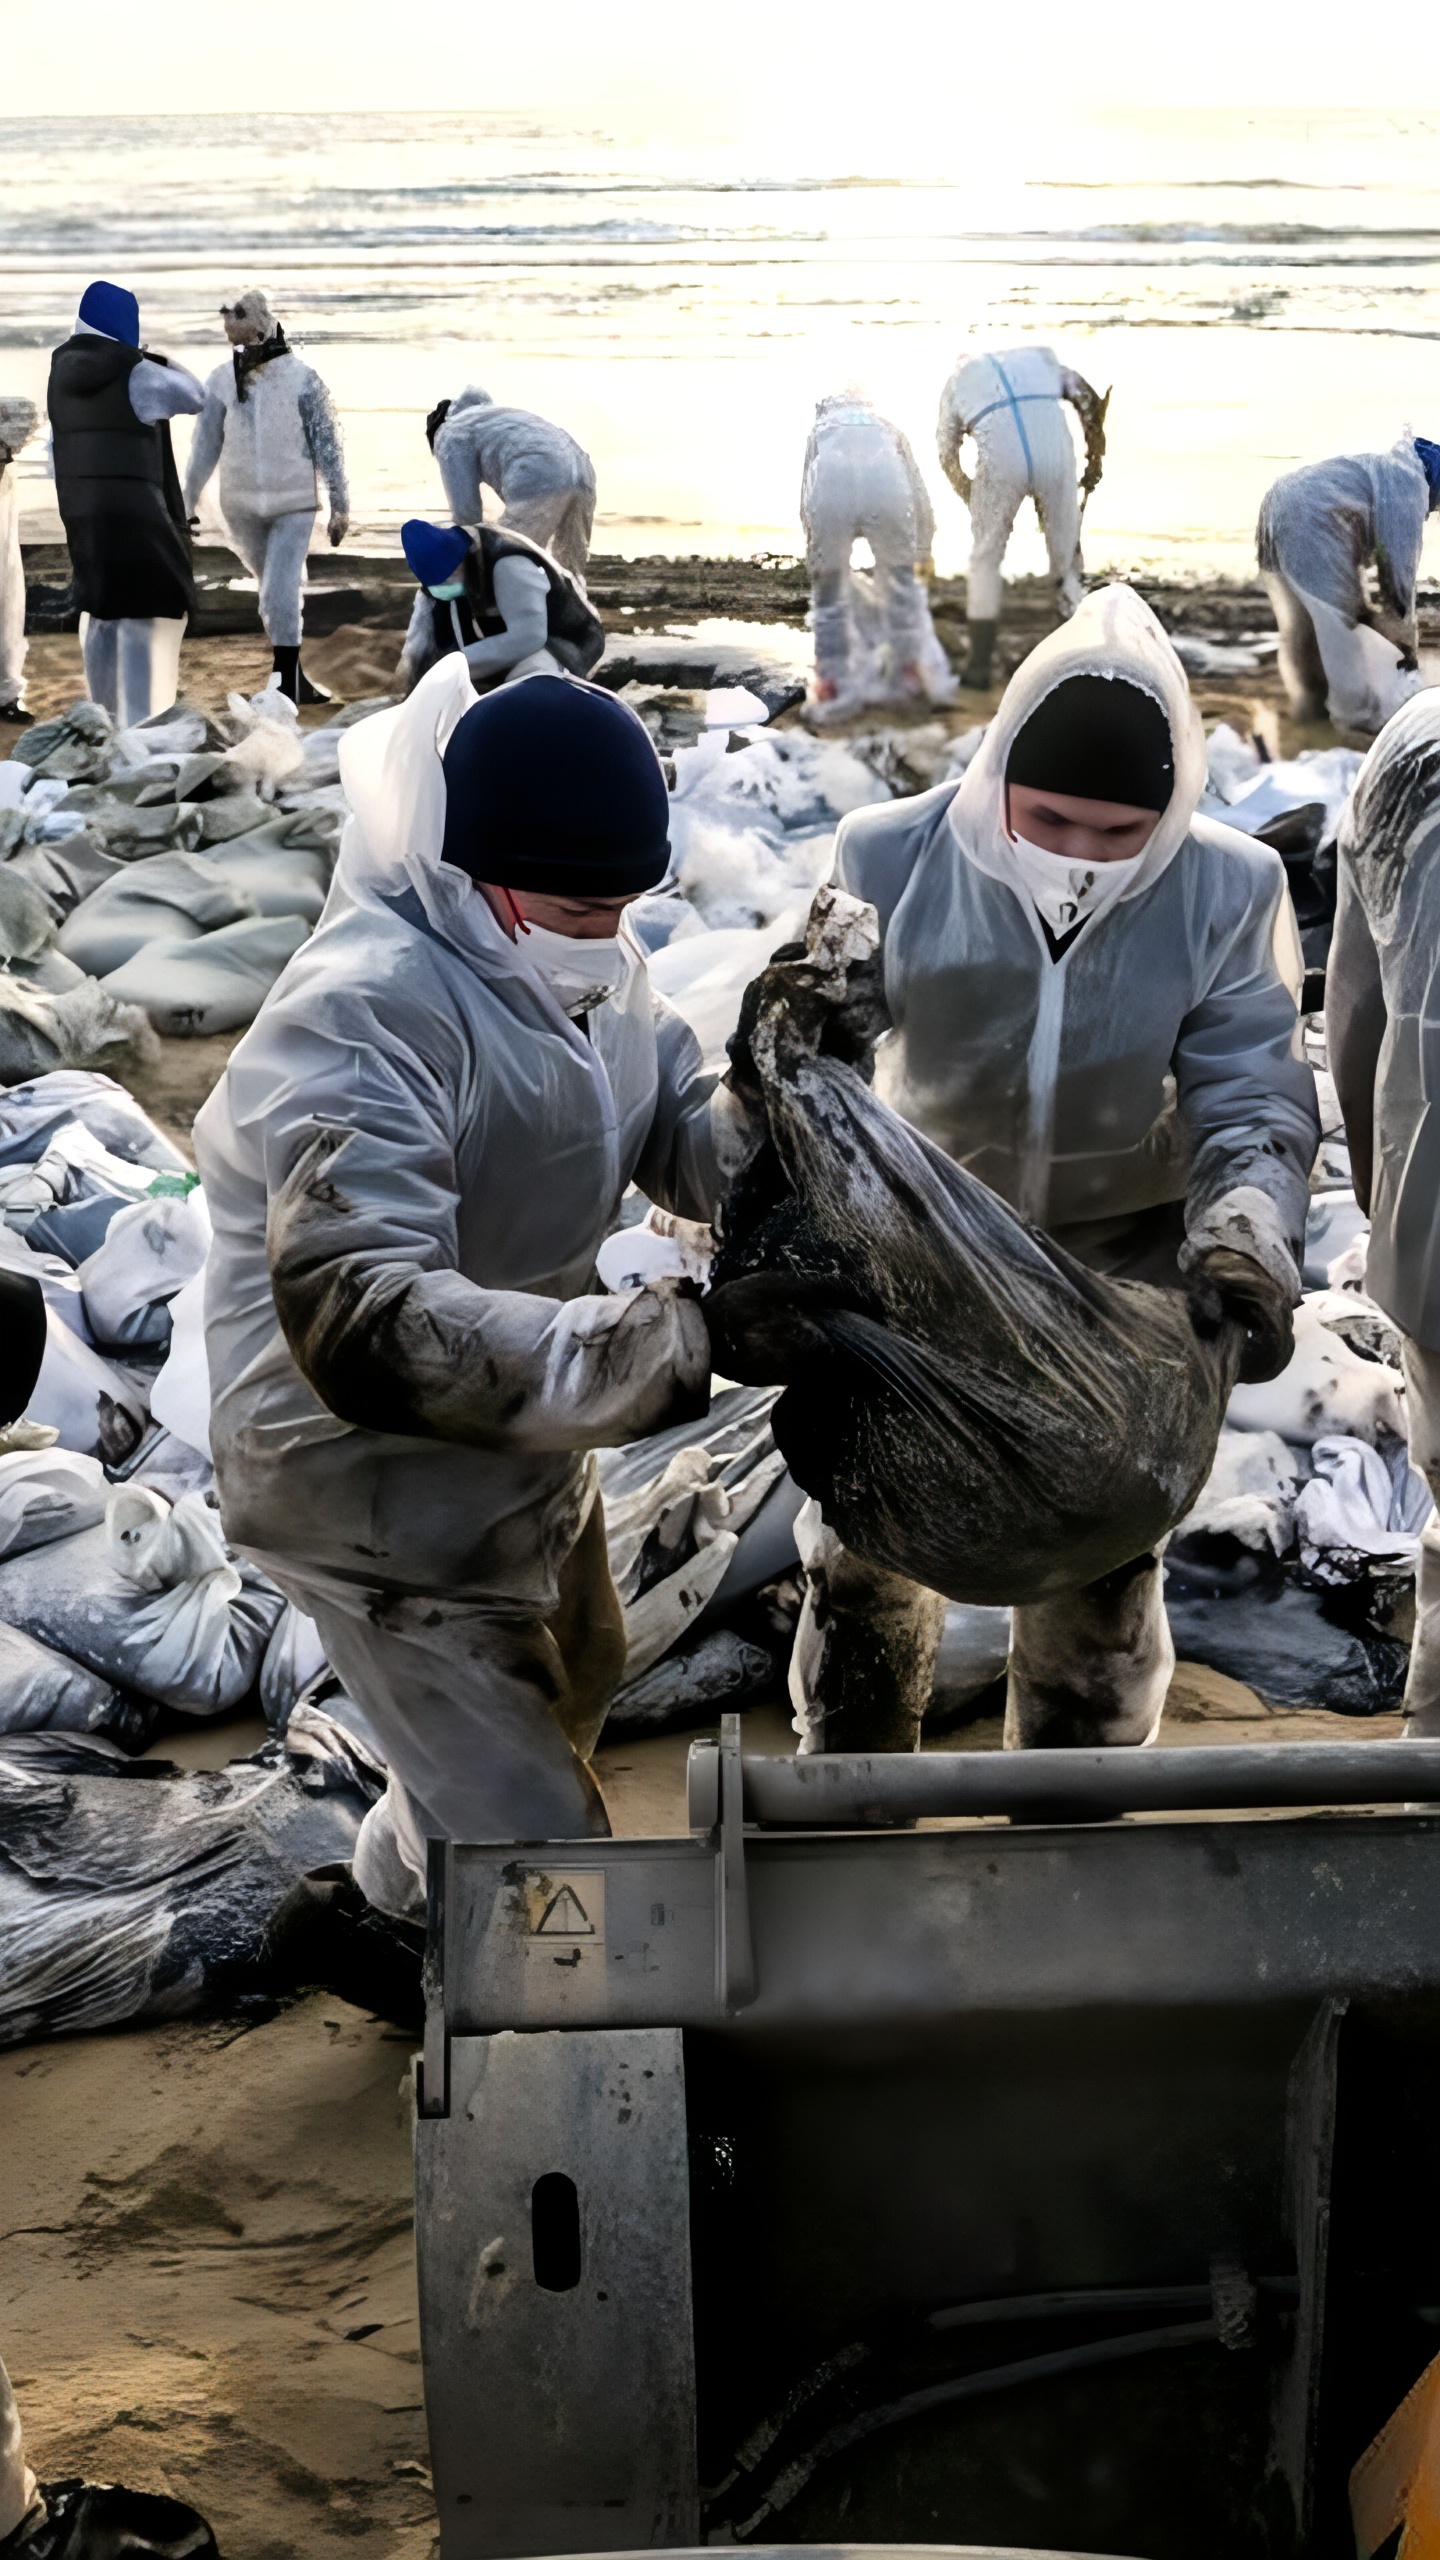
[705, 888, 1245, 1607]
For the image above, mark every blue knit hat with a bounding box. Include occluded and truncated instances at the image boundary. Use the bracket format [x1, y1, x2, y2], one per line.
[441, 675, 671, 895]
[402, 519, 472, 588]
[1416, 439, 1440, 506]
[78, 280, 140, 346]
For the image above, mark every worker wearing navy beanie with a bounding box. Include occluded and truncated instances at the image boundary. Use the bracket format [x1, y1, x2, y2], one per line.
[194, 660, 762, 1914]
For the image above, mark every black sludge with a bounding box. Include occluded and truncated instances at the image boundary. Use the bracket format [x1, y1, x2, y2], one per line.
[709, 888, 1244, 1609]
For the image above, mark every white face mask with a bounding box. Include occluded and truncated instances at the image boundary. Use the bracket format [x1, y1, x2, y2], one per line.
[1005, 830, 1151, 939]
[515, 919, 627, 1016]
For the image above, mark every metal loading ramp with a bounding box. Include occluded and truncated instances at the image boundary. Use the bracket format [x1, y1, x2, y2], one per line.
[414, 1724, 1440, 2560]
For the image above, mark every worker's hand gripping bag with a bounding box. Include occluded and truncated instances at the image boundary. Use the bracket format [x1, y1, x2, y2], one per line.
[706, 888, 1246, 1606]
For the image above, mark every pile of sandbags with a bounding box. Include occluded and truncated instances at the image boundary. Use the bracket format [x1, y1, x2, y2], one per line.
[0, 686, 348, 1057]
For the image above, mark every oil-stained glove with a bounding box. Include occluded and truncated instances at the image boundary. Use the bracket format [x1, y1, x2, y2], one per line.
[327, 510, 350, 548]
[725, 945, 890, 1102]
[705, 1271, 846, 1385]
[724, 944, 804, 1103]
[1185, 1247, 1294, 1384]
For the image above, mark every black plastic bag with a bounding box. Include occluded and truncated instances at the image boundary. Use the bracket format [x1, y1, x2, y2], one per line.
[708, 889, 1244, 1608]
[10, 2481, 219, 2560]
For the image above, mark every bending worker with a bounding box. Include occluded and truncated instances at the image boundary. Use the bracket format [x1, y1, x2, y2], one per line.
[722, 585, 1318, 1755]
[396, 515, 603, 693]
[47, 279, 204, 728]
[937, 343, 1107, 690]
[194, 666, 757, 1915]
[1329, 693, 1440, 1731]
[0, 396, 39, 727]
[1258, 435, 1438, 739]
[183, 288, 349, 706]
[427, 386, 597, 579]
[801, 391, 955, 718]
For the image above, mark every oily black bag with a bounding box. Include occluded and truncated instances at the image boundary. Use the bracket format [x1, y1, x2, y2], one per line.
[707, 888, 1243, 1607]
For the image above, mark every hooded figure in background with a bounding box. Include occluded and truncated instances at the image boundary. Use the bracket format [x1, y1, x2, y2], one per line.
[427, 386, 597, 579]
[46, 279, 205, 728]
[1258, 436, 1438, 738]
[724, 586, 1318, 1755]
[1329, 694, 1440, 1730]
[182, 288, 349, 706]
[194, 667, 761, 1917]
[937, 344, 1107, 690]
[396, 515, 604, 695]
[0, 395, 39, 725]
[800, 392, 955, 720]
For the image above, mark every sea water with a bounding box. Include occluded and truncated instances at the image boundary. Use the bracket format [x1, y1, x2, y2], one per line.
[4, 105, 1440, 582]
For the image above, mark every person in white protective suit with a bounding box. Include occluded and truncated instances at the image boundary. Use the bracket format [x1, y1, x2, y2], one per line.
[1257, 435, 1440, 740]
[799, 392, 955, 717]
[937, 344, 1107, 690]
[182, 288, 349, 706]
[427, 386, 597, 579]
[0, 397, 39, 726]
[46, 280, 205, 728]
[395, 516, 604, 694]
[721, 586, 1319, 1755]
[1328, 693, 1440, 1731]
[193, 667, 760, 1917]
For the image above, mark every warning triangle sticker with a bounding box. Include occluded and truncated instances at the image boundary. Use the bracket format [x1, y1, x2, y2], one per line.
[535, 1885, 595, 1938]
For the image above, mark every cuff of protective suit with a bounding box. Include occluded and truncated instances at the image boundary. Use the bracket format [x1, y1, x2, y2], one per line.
[1178, 1186, 1303, 1301]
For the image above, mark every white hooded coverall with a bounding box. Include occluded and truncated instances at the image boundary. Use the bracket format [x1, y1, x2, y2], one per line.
[183, 350, 348, 648]
[1257, 439, 1431, 738]
[799, 397, 952, 706]
[194, 659, 754, 1908]
[937, 345, 1094, 625]
[0, 398, 38, 712]
[792, 585, 1319, 1751]
[1329, 694, 1440, 1727]
[433, 389, 597, 578]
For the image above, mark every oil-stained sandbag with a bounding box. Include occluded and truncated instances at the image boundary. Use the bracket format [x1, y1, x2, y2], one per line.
[77, 1187, 211, 1350]
[100, 913, 310, 1037]
[25, 1312, 149, 1464]
[57, 849, 253, 977]
[0, 1447, 108, 1559]
[0, 1618, 134, 1741]
[0, 977, 158, 1087]
[0, 1710, 403, 2049]
[707, 888, 1245, 1607]
[0, 1069, 188, 1174]
[0, 1486, 283, 1714]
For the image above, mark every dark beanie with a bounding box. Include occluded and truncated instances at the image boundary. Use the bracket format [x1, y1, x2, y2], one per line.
[1006, 675, 1174, 812]
[0, 1269, 46, 1429]
[440, 676, 671, 895]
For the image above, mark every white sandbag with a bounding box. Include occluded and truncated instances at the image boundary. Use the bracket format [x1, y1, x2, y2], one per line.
[0, 1619, 122, 1736]
[1228, 1300, 1407, 1448]
[199, 830, 330, 924]
[57, 850, 253, 977]
[78, 1188, 211, 1349]
[259, 1603, 329, 1729]
[100, 913, 310, 1037]
[128, 1427, 215, 1505]
[0, 1447, 107, 1559]
[0, 1072, 185, 1176]
[26, 1312, 148, 1463]
[0, 1486, 283, 1714]
[595, 1206, 714, 1293]
[649, 917, 803, 1073]
[1295, 1433, 1432, 1572]
[1174, 1425, 1301, 1556]
[597, 1385, 788, 1678]
[0, 764, 30, 813]
[113, 712, 208, 766]
[1303, 1189, 1370, 1288]
[148, 1269, 211, 1457]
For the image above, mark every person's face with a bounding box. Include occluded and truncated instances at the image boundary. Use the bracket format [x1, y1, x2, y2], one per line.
[1006, 782, 1159, 865]
[222, 309, 264, 348]
[481, 884, 641, 941]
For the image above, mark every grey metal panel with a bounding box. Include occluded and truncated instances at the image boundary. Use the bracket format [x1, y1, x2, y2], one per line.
[414, 2026, 698, 2559]
[440, 1816, 1440, 2036]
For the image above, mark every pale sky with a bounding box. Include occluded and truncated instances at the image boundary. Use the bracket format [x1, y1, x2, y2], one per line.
[7, 0, 1439, 127]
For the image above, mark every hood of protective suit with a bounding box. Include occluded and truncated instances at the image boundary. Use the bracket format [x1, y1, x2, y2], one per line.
[949, 584, 1207, 904]
[334, 656, 645, 1012]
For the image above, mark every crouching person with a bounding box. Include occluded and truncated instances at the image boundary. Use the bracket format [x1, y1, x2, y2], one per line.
[194, 668, 758, 1914]
[396, 516, 604, 695]
[719, 586, 1319, 1753]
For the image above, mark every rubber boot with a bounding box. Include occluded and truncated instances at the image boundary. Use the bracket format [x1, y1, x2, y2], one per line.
[272, 645, 332, 707]
[962, 620, 997, 690]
